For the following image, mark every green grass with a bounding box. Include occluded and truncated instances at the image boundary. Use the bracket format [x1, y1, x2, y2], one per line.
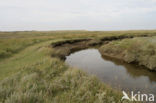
[99, 36, 156, 70]
[0, 40, 124, 103]
[0, 30, 155, 102]
[1, 30, 156, 60]
[0, 40, 53, 80]
[0, 37, 55, 59]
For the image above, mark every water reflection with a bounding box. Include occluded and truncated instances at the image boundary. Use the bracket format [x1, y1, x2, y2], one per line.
[65, 49, 156, 95]
[101, 55, 156, 83]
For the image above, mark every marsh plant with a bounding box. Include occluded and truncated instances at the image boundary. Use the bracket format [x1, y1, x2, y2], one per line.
[0, 31, 156, 102]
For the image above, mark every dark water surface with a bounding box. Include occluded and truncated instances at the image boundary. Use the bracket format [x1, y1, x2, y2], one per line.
[65, 49, 156, 95]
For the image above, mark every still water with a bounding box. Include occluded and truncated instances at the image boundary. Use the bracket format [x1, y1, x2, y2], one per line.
[65, 49, 156, 95]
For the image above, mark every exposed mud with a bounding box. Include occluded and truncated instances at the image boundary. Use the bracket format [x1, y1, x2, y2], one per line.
[52, 34, 153, 58]
[51, 34, 156, 71]
[52, 34, 154, 48]
[52, 38, 91, 47]
[51, 39, 102, 60]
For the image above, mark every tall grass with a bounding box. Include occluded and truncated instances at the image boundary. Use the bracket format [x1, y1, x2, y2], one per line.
[99, 36, 156, 70]
[0, 38, 54, 59]
[0, 41, 125, 103]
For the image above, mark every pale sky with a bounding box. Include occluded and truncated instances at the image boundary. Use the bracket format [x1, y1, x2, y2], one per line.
[0, 0, 156, 31]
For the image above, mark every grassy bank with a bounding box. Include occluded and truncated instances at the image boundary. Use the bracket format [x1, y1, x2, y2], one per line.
[99, 36, 156, 71]
[0, 40, 124, 103]
[1, 30, 155, 102]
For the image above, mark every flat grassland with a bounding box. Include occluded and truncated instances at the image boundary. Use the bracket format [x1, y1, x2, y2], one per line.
[0, 30, 156, 103]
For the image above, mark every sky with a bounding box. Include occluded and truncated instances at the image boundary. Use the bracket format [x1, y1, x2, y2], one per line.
[0, 0, 156, 31]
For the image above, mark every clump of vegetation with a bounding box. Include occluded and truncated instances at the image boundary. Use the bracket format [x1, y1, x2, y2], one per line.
[99, 36, 156, 70]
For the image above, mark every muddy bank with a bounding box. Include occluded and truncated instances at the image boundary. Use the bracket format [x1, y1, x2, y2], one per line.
[52, 38, 91, 47]
[52, 34, 153, 48]
[51, 34, 156, 71]
[51, 39, 102, 60]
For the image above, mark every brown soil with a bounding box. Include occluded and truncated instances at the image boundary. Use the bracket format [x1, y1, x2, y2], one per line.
[51, 34, 156, 71]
